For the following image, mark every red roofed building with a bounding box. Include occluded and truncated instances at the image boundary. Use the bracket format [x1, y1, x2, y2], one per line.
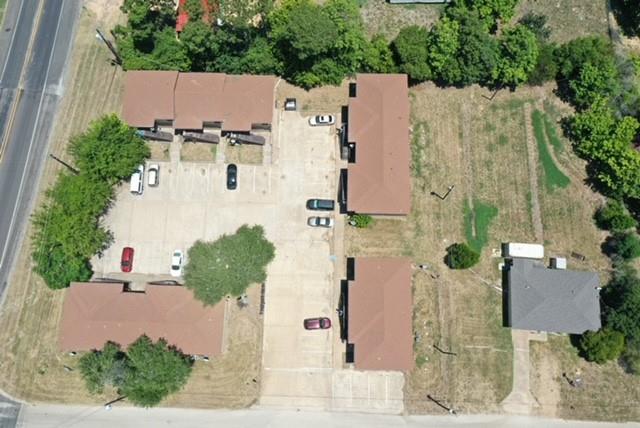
[345, 74, 411, 216]
[345, 257, 414, 371]
[58, 282, 226, 356]
[176, 0, 215, 32]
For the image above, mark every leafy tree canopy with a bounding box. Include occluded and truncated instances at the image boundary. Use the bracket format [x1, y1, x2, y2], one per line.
[121, 336, 193, 407]
[579, 329, 625, 364]
[594, 200, 638, 232]
[493, 25, 539, 87]
[456, 0, 519, 32]
[79, 336, 193, 407]
[446, 243, 480, 269]
[604, 266, 640, 343]
[392, 25, 431, 82]
[184, 225, 275, 305]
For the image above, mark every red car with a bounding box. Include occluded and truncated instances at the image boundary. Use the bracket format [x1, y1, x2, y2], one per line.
[120, 247, 134, 272]
[303, 317, 331, 330]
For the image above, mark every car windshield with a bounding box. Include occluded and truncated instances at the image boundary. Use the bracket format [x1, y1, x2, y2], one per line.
[171, 264, 180, 270]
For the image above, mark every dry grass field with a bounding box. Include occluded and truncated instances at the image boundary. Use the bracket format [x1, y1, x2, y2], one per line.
[346, 81, 623, 415]
[516, 0, 609, 44]
[224, 142, 263, 165]
[359, 0, 443, 39]
[0, 4, 262, 409]
[181, 142, 217, 162]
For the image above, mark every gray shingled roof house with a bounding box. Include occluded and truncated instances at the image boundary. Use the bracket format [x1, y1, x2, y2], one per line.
[506, 258, 601, 334]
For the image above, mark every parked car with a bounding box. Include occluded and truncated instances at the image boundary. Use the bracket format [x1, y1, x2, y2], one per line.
[306, 199, 335, 211]
[227, 164, 237, 190]
[170, 250, 184, 277]
[284, 98, 297, 111]
[307, 216, 334, 228]
[120, 247, 134, 273]
[148, 164, 159, 187]
[304, 317, 332, 330]
[129, 164, 144, 195]
[309, 115, 335, 126]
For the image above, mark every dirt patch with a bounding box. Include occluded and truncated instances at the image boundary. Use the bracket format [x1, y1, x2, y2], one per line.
[181, 142, 217, 162]
[516, 0, 609, 44]
[530, 336, 640, 422]
[276, 80, 349, 118]
[359, 0, 443, 39]
[224, 142, 263, 165]
[148, 142, 170, 161]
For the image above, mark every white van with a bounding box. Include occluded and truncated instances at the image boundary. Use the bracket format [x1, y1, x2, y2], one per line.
[130, 164, 144, 195]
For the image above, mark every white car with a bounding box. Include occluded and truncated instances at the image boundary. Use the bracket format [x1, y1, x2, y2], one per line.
[129, 164, 144, 195]
[148, 164, 159, 187]
[170, 250, 184, 277]
[309, 115, 335, 126]
[307, 216, 334, 228]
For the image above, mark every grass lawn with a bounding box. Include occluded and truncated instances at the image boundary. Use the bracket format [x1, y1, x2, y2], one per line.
[359, 0, 443, 39]
[464, 199, 499, 253]
[531, 109, 570, 191]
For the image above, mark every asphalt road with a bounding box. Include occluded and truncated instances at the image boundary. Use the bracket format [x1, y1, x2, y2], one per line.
[0, 0, 80, 296]
[15, 405, 640, 428]
[0, 1, 80, 426]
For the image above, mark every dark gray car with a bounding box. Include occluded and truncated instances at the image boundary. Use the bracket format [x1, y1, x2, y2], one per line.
[306, 199, 335, 211]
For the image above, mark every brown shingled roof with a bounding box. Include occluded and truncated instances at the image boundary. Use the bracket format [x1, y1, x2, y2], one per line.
[347, 74, 411, 215]
[58, 282, 225, 356]
[122, 71, 178, 128]
[348, 257, 414, 371]
[122, 71, 276, 132]
[174, 72, 225, 130]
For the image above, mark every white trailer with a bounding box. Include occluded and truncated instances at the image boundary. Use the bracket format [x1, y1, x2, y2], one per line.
[503, 243, 544, 259]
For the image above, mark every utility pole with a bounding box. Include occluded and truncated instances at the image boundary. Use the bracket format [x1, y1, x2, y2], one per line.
[427, 394, 457, 415]
[96, 28, 122, 65]
[49, 154, 79, 175]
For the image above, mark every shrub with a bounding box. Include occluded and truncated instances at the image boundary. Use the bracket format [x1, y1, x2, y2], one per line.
[579, 329, 625, 364]
[184, 225, 276, 305]
[595, 200, 638, 232]
[604, 232, 640, 260]
[446, 243, 480, 269]
[350, 214, 373, 228]
[78, 342, 127, 394]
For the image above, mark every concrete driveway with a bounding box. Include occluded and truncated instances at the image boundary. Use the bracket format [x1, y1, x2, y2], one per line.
[92, 107, 403, 414]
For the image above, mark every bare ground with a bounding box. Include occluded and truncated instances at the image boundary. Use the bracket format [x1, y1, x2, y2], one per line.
[181, 142, 217, 162]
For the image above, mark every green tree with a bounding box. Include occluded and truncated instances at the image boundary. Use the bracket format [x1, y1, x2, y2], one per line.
[605, 232, 640, 260]
[579, 329, 625, 364]
[78, 342, 127, 394]
[69, 115, 149, 185]
[119, 0, 176, 52]
[594, 200, 638, 232]
[493, 25, 538, 87]
[240, 36, 283, 74]
[220, 0, 272, 28]
[604, 266, 640, 343]
[184, 225, 275, 305]
[120, 336, 193, 407]
[518, 12, 551, 42]
[555, 36, 615, 81]
[446, 243, 480, 269]
[527, 42, 557, 85]
[180, 20, 217, 71]
[392, 25, 431, 82]
[428, 16, 461, 83]
[184, 0, 205, 22]
[361, 34, 396, 73]
[458, 0, 519, 32]
[568, 62, 620, 109]
[446, 6, 498, 86]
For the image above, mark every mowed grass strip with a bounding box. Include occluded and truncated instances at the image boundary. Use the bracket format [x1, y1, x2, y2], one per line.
[464, 199, 498, 253]
[532, 109, 570, 191]
[542, 113, 564, 154]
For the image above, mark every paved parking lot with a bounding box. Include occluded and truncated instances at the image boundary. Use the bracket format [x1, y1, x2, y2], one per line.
[92, 107, 404, 414]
